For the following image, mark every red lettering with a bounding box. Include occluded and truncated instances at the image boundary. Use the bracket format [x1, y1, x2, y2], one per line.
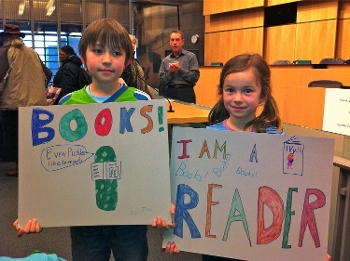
[95, 108, 112, 136]
[257, 186, 284, 244]
[298, 188, 326, 247]
[177, 139, 192, 159]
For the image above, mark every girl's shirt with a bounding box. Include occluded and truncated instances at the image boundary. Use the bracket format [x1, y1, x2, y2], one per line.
[206, 119, 284, 134]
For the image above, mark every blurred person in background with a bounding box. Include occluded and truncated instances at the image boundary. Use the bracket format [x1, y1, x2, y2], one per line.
[0, 24, 47, 176]
[53, 45, 91, 104]
[121, 34, 154, 98]
[158, 30, 200, 103]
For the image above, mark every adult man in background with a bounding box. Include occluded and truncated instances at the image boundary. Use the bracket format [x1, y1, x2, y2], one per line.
[158, 30, 200, 103]
[0, 24, 47, 176]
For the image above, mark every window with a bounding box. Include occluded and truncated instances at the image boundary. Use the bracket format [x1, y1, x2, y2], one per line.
[1, 20, 82, 84]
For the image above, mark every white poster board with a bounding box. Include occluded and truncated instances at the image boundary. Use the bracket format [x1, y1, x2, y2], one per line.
[323, 88, 350, 136]
[18, 100, 172, 228]
[163, 127, 334, 261]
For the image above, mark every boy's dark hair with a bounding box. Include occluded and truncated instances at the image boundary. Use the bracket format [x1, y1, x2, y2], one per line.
[61, 45, 76, 56]
[208, 53, 282, 133]
[78, 18, 132, 66]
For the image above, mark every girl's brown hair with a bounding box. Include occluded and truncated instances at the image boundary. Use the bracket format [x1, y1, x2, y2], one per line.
[208, 53, 282, 133]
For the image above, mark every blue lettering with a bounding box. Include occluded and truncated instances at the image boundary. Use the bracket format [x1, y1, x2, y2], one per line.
[174, 184, 201, 239]
[32, 108, 55, 146]
[119, 107, 135, 133]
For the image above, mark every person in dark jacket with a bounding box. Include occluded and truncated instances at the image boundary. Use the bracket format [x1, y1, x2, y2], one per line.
[53, 45, 84, 104]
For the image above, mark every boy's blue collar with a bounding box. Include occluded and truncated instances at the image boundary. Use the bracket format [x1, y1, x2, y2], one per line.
[103, 84, 127, 103]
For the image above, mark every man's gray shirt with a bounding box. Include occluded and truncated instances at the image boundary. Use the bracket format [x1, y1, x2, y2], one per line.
[158, 49, 200, 89]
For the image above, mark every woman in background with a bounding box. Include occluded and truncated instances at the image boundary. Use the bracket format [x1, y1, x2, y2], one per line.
[53, 45, 88, 104]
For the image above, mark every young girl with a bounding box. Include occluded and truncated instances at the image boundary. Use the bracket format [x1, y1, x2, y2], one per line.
[166, 54, 332, 261]
[205, 54, 338, 261]
[164, 53, 284, 260]
[203, 53, 283, 261]
[207, 53, 283, 134]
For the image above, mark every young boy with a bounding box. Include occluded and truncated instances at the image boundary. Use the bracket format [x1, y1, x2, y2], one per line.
[14, 18, 173, 261]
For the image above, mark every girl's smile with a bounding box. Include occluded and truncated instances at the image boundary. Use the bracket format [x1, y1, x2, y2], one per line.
[223, 67, 264, 129]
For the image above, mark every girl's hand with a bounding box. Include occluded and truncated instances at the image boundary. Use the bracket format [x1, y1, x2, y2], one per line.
[165, 241, 179, 254]
[152, 203, 175, 229]
[13, 218, 42, 237]
[152, 204, 179, 254]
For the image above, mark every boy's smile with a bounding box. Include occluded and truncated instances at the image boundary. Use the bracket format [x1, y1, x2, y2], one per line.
[99, 68, 115, 74]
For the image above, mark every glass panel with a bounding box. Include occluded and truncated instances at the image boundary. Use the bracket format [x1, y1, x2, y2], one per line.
[85, 0, 105, 24]
[132, 4, 179, 88]
[0, 0, 132, 83]
[60, 0, 82, 24]
[3, 0, 30, 21]
[33, 0, 55, 22]
[32, 23, 59, 75]
[47, 45, 59, 78]
[109, 0, 129, 30]
[23, 33, 33, 48]
[60, 24, 82, 55]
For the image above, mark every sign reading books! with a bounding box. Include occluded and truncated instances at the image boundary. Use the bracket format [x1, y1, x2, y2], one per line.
[163, 126, 334, 261]
[18, 100, 172, 228]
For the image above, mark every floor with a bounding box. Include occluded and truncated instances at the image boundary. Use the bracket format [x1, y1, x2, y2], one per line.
[0, 161, 201, 261]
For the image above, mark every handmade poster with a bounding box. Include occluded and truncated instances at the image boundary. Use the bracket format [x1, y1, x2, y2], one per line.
[163, 126, 335, 261]
[323, 88, 350, 136]
[18, 100, 172, 228]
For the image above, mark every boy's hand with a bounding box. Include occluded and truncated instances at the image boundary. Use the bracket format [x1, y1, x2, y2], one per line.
[13, 218, 42, 237]
[152, 203, 175, 229]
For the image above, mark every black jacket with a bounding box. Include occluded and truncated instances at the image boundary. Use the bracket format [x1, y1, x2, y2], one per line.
[53, 55, 82, 103]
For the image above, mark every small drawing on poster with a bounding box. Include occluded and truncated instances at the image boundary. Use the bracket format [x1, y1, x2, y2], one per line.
[283, 136, 304, 176]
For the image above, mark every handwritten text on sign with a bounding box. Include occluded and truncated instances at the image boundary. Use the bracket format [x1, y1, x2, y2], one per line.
[18, 100, 172, 227]
[323, 88, 350, 135]
[163, 127, 334, 261]
[31, 102, 166, 171]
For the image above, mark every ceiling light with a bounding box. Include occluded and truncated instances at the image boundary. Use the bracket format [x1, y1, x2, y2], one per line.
[46, 0, 56, 16]
[18, 2, 25, 15]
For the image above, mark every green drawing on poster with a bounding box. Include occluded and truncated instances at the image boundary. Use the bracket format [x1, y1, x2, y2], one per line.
[93, 146, 119, 211]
